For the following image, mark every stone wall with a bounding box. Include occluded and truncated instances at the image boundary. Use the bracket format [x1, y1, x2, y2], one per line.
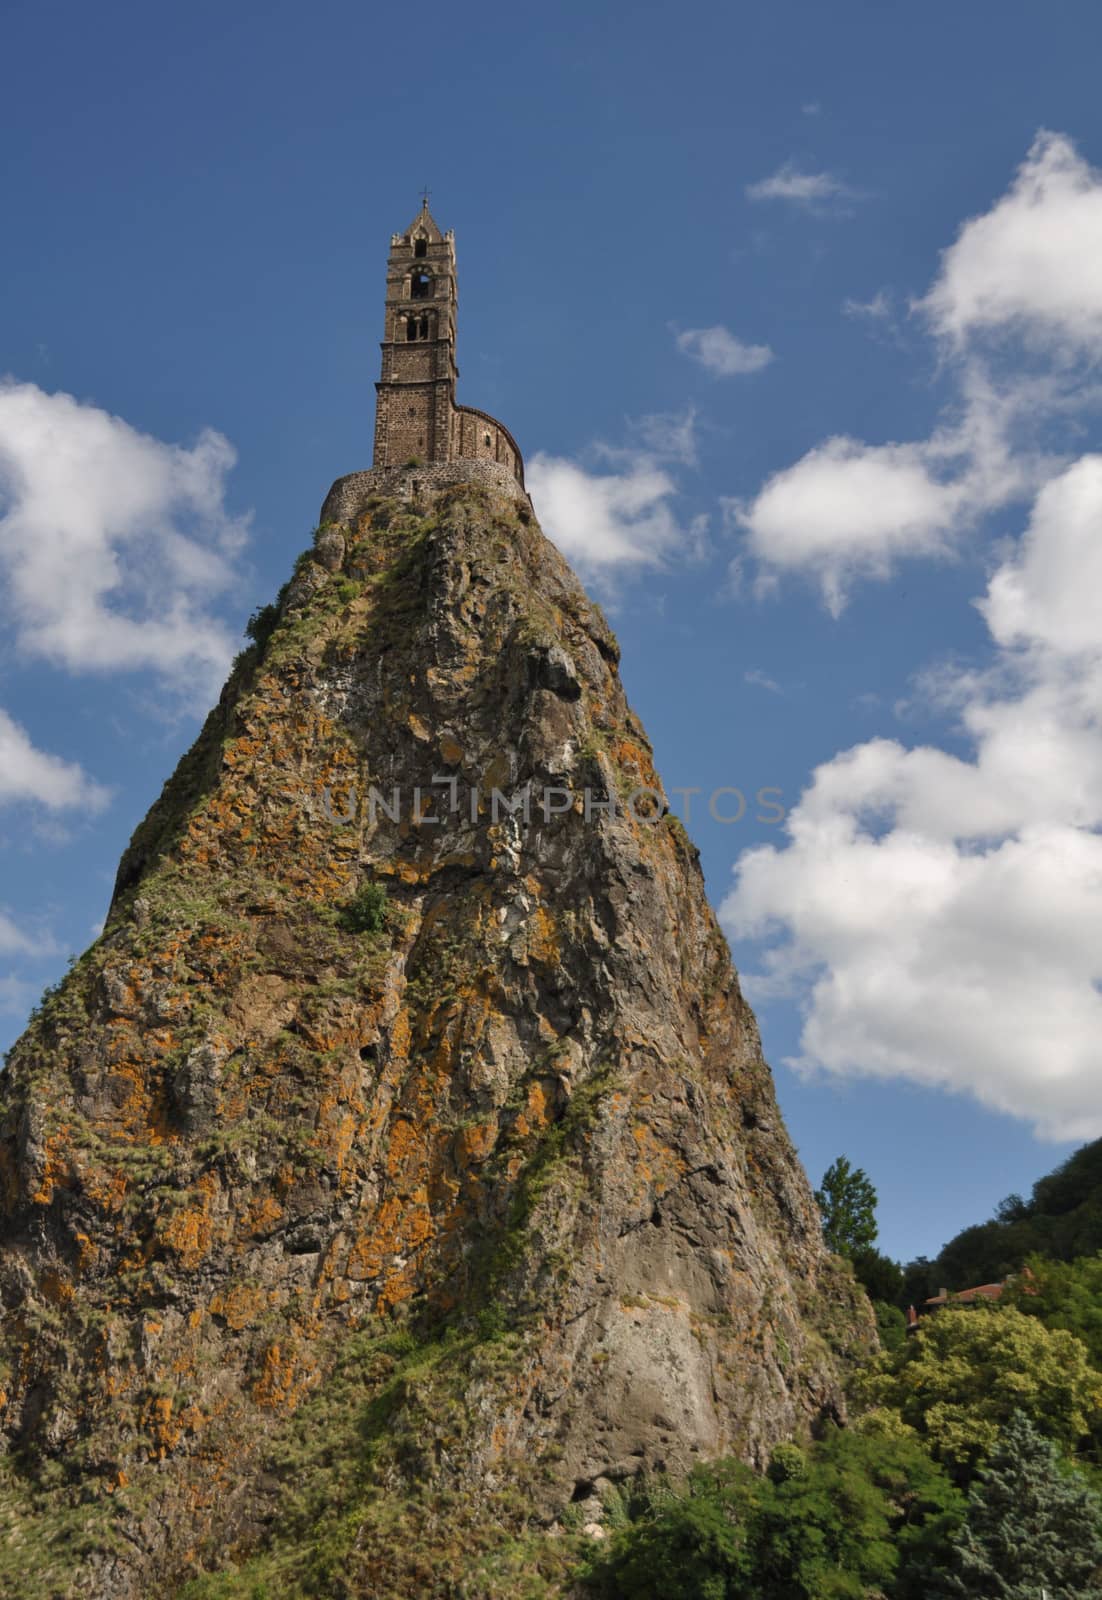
[454, 405, 523, 482]
[372, 380, 449, 467]
[320, 461, 532, 524]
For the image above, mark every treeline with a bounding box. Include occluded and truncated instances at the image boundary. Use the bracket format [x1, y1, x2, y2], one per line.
[900, 1134, 1102, 1305]
[574, 1144, 1102, 1598]
[823, 1137, 1102, 1326]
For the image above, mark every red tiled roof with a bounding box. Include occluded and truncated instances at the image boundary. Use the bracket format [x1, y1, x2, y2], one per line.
[923, 1282, 1005, 1306]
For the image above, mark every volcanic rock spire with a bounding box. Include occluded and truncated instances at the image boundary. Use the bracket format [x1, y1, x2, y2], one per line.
[0, 208, 871, 1597]
[0, 476, 872, 1598]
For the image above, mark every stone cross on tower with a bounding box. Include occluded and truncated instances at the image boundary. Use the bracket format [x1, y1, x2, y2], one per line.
[371, 200, 525, 487]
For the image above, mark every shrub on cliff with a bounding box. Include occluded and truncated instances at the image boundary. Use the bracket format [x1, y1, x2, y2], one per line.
[581, 1429, 961, 1600]
[338, 881, 388, 934]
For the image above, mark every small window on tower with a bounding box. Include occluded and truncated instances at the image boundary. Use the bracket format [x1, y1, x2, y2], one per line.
[411, 270, 431, 300]
[406, 317, 417, 340]
[484, 434, 491, 447]
[414, 238, 427, 258]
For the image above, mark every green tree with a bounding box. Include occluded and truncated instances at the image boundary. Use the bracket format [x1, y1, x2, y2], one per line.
[852, 1245, 904, 1303]
[754, 1429, 960, 1600]
[815, 1156, 878, 1258]
[900, 1255, 937, 1312]
[1004, 1252, 1102, 1369]
[862, 1304, 1102, 1478]
[582, 1430, 961, 1600]
[873, 1300, 907, 1355]
[580, 1460, 758, 1599]
[928, 1411, 1102, 1598]
[917, 1136, 1102, 1294]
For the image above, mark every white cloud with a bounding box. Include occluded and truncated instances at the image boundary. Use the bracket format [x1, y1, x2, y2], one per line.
[626, 408, 700, 467]
[842, 291, 892, 321]
[745, 668, 782, 694]
[921, 131, 1102, 354]
[980, 452, 1102, 657]
[727, 373, 1037, 614]
[0, 974, 33, 1015]
[0, 706, 110, 812]
[732, 133, 1102, 609]
[675, 325, 774, 377]
[529, 453, 705, 576]
[730, 434, 963, 614]
[721, 132, 1102, 1135]
[0, 382, 249, 703]
[0, 908, 57, 959]
[529, 413, 708, 578]
[722, 455, 1102, 1140]
[746, 163, 860, 211]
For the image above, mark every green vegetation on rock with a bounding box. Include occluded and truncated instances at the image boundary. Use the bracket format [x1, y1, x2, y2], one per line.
[337, 879, 388, 933]
[581, 1429, 963, 1600]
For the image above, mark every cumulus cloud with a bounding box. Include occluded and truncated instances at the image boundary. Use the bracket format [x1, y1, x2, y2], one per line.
[730, 435, 963, 612]
[0, 706, 110, 812]
[921, 131, 1102, 353]
[733, 133, 1102, 609]
[981, 454, 1102, 657]
[722, 454, 1102, 1140]
[0, 382, 249, 702]
[528, 454, 705, 576]
[529, 411, 707, 579]
[675, 325, 774, 377]
[728, 374, 1039, 614]
[746, 163, 860, 211]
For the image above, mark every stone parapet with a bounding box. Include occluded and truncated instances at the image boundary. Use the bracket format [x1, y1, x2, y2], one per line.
[320, 460, 531, 524]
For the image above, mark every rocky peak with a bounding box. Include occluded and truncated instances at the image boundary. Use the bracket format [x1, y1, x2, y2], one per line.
[0, 477, 873, 1597]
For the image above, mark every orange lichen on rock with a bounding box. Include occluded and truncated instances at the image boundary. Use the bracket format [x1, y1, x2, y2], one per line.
[513, 1079, 552, 1141]
[454, 1117, 497, 1168]
[239, 1194, 283, 1239]
[141, 1394, 183, 1460]
[209, 1283, 269, 1332]
[159, 1175, 219, 1269]
[39, 1270, 75, 1306]
[160, 1206, 214, 1269]
[252, 1341, 317, 1411]
[30, 1129, 74, 1206]
[629, 1121, 687, 1196]
[526, 906, 559, 965]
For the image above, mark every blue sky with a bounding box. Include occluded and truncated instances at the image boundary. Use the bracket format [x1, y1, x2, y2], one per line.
[3, 0, 1102, 1266]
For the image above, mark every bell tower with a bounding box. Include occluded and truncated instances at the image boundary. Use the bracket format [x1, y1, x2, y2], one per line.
[372, 198, 458, 469]
[369, 198, 525, 488]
